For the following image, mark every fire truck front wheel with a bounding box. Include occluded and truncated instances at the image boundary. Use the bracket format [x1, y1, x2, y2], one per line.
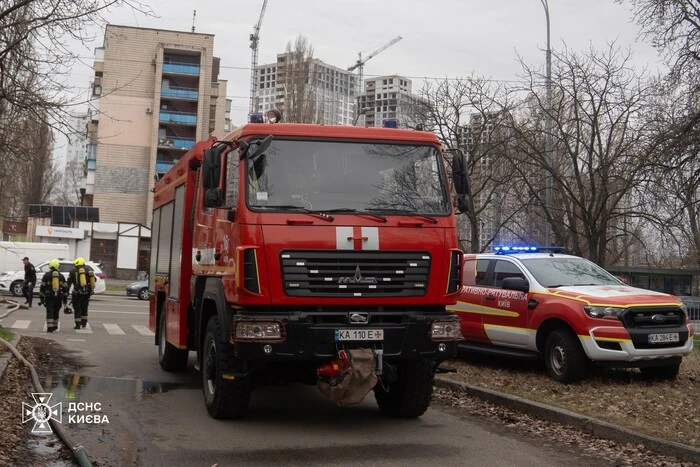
[202, 316, 251, 419]
[374, 359, 435, 418]
[158, 311, 188, 371]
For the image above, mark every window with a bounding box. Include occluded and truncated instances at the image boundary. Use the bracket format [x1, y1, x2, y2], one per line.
[493, 260, 525, 288]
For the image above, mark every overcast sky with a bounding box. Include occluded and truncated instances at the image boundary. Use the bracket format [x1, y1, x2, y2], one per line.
[58, 0, 662, 164]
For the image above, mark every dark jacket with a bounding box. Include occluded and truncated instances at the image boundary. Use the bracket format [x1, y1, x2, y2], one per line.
[24, 262, 36, 283]
[39, 269, 67, 300]
[67, 265, 95, 295]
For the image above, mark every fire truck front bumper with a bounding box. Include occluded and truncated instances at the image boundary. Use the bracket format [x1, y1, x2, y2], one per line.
[229, 310, 460, 361]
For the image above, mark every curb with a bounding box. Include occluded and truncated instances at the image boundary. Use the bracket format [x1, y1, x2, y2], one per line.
[0, 331, 21, 380]
[435, 376, 700, 464]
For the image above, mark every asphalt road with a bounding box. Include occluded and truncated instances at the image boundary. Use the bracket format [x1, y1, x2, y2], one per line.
[3, 294, 613, 466]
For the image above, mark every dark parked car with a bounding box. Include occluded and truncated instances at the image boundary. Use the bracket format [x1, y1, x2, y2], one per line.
[126, 280, 149, 300]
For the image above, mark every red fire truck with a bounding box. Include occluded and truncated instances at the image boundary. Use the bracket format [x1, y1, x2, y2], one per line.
[148, 119, 463, 419]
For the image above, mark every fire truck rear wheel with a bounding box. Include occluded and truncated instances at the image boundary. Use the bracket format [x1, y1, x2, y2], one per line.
[202, 316, 251, 419]
[544, 329, 587, 383]
[158, 311, 188, 371]
[374, 359, 434, 418]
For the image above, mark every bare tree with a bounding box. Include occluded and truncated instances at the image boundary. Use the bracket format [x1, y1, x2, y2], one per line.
[417, 76, 520, 252]
[510, 43, 655, 266]
[1, 0, 153, 222]
[278, 35, 319, 123]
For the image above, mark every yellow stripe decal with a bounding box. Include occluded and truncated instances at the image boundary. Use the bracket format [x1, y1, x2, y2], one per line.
[447, 301, 519, 318]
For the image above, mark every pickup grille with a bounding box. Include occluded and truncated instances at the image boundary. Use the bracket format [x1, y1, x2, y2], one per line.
[620, 306, 685, 328]
[281, 250, 430, 297]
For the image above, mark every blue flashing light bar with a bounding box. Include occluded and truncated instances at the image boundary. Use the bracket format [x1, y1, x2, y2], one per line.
[493, 245, 566, 254]
[383, 119, 399, 128]
[249, 113, 264, 123]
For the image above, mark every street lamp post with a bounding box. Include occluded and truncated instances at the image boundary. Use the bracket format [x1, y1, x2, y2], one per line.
[541, 0, 553, 246]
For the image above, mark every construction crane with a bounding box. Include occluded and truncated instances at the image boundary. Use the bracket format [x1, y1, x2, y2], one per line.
[249, 0, 269, 113]
[348, 36, 402, 93]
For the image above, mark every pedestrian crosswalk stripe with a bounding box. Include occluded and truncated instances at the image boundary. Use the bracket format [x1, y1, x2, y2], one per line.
[10, 320, 30, 329]
[132, 325, 155, 336]
[103, 323, 126, 335]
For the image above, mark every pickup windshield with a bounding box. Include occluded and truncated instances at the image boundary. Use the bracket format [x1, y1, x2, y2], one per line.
[520, 257, 622, 288]
[246, 139, 451, 215]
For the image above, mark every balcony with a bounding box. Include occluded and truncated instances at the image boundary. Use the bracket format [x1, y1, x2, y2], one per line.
[163, 63, 200, 76]
[156, 160, 176, 173]
[157, 137, 195, 150]
[159, 111, 197, 125]
[161, 87, 199, 100]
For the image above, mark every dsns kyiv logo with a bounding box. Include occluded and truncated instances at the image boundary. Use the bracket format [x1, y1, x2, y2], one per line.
[22, 393, 62, 434]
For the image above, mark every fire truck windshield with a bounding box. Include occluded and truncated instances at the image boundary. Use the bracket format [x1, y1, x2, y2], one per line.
[246, 139, 451, 215]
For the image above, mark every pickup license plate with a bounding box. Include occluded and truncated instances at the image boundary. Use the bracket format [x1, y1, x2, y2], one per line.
[335, 329, 384, 341]
[648, 333, 679, 344]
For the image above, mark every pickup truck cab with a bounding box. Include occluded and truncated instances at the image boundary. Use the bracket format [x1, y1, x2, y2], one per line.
[451, 246, 695, 383]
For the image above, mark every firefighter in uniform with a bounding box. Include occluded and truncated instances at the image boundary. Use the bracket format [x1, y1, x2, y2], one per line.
[67, 257, 95, 329]
[39, 259, 67, 332]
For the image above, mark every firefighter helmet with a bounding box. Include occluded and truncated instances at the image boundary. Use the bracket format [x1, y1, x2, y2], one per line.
[49, 259, 60, 270]
[74, 257, 85, 267]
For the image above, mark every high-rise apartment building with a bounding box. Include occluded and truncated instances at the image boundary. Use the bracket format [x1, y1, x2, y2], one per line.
[254, 54, 357, 125]
[64, 112, 89, 205]
[357, 75, 427, 128]
[84, 24, 229, 225]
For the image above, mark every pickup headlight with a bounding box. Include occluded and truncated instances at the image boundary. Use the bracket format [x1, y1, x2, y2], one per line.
[584, 306, 625, 320]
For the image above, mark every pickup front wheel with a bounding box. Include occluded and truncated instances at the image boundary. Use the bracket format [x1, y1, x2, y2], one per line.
[544, 329, 587, 383]
[374, 359, 434, 418]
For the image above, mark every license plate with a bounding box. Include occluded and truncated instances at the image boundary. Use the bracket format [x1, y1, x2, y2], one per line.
[648, 333, 679, 344]
[334, 329, 384, 341]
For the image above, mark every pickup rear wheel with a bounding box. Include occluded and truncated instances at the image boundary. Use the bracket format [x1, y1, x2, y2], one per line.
[640, 359, 681, 381]
[544, 329, 587, 383]
[158, 311, 188, 371]
[202, 316, 251, 419]
[374, 359, 434, 418]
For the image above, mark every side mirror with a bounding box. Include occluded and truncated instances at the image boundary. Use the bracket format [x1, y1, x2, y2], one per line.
[249, 135, 273, 159]
[204, 188, 224, 208]
[452, 152, 468, 195]
[202, 147, 222, 190]
[501, 277, 529, 293]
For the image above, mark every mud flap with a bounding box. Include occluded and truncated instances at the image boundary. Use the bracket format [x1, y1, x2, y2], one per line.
[317, 348, 378, 406]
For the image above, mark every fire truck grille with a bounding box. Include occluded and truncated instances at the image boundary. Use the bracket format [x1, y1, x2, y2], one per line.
[280, 250, 431, 297]
[620, 306, 685, 329]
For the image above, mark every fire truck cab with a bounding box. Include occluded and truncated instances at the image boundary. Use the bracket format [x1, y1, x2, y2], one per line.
[149, 120, 463, 419]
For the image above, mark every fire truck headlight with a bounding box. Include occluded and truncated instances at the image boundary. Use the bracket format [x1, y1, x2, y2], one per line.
[431, 320, 461, 341]
[235, 321, 283, 341]
[584, 306, 625, 320]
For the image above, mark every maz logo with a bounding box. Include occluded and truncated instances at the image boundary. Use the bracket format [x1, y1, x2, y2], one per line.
[338, 265, 377, 285]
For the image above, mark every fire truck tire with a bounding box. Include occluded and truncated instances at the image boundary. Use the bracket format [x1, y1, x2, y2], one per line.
[374, 359, 434, 418]
[640, 358, 681, 380]
[202, 316, 251, 419]
[544, 329, 587, 383]
[158, 311, 188, 372]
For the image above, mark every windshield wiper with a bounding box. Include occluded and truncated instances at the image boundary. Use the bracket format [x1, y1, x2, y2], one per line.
[365, 208, 438, 224]
[323, 208, 387, 223]
[255, 205, 334, 222]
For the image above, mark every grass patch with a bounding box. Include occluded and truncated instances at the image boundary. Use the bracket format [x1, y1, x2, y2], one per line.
[106, 284, 124, 292]
[0, 328, 14, 341]
[446, 350, 700, 448]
